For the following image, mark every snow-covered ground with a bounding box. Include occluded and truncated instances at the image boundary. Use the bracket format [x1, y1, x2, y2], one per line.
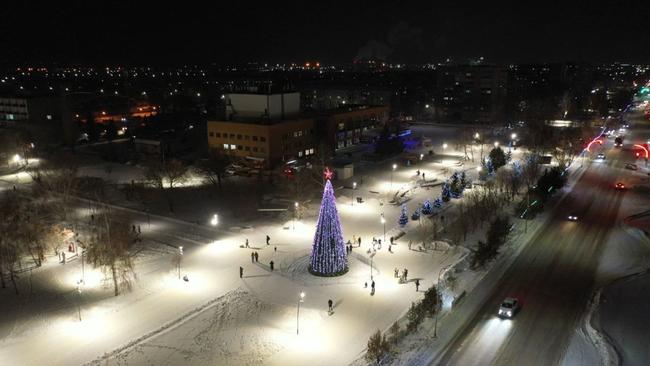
[0, 124, 510, 366]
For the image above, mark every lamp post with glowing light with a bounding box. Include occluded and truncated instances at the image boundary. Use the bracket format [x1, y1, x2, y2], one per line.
[494, 141, 499, 148]
[76, 282, 83, 321]
[293, 202, 299, 230]
[433, 264, 451, 338]
[510, 133, 517, 152]
[210, 214, 219, 226]
[352, 182, 357, 206]
[296, 291, 305, 335]
[391, 163, 397, 191]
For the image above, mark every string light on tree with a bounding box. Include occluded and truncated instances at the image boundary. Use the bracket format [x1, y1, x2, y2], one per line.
[309, 168, 348, 276]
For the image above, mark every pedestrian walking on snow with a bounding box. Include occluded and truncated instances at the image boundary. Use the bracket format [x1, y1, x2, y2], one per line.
[240, 266, 243, 278]
[270, 260, 274, 271]
[358, 237, 361, 247]
[408, 240, 412, 250]
[394, 268, 399, 278]
[245, 239, 249, 248]
[390, 236, 394, 245]
[415, 279, 420, 292]
[274, 246, 277, 252]
[328, 299, 333, 313]
[266, 235, 270, 245]
[251, 252, 254, 262]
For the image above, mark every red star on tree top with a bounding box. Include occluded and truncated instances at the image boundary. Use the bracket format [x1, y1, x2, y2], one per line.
[323, 167, 333, 180]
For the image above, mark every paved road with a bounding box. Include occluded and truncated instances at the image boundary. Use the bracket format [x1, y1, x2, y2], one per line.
[438, 127, 639, 365]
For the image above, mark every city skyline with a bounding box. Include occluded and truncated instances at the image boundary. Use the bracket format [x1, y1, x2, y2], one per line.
[2, 1, 650, 66]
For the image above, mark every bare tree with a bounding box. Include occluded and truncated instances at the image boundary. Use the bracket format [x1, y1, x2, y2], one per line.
[85, 212, 139, 296]
[198, 149, 230, 191]
[145, 159, 188, 212]
[30, 152, 79, 219]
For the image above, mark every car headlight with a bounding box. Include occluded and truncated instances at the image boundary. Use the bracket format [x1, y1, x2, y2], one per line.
[507, 311, 512, 317]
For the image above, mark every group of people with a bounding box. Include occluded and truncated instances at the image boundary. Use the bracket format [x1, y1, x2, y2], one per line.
[250, 251, 260, 263]
[394, 267, 409, 282]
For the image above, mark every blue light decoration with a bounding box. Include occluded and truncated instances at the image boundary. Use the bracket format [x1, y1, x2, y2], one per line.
[411, 208, 420, 221]
[433, 197, 443, 208]
[441, 182, 451, 202]
[399, 204, 409, 227]
[421, 199, 433, 215]
[309, 170, 348, 276]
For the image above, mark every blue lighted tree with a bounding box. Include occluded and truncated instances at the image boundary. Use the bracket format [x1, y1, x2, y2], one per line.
[450, 172, 462, 198]
[421, 199, 433, 215]
[433, 197, 443, 208]
[309, 177, 348, 276]
[411, 208, 420, 221]
[441, 182, 451, 202]
[460, 171, 467, 188]
[399, 204, 409, 227]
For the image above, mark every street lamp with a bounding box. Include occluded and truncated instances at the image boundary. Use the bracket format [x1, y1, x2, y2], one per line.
[210, 214, 219, 226]
[494, 141, 499, 148]
[420, 153, 424, 161]
[352, 182, 357, 206]
[510, 133, 517, 152]
[293, 202, 299, 230]
[390, 164, 397, 193]
[76, 282, 83, 321]
[474, 132, 480, 140]
[434, 264, 451, 338]
[442, 143, 448, 150]
[297, 291, 305, 335]
[178, 246, 183, 279]
[380, 214, 386, 244]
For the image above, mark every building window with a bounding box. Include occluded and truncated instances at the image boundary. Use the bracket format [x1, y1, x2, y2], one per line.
[253, 147, 258, 152]
[252, 136, 258, 141]
[245, 146, 250, 151]
[237, 145, 243, 150]
[216, 132, 221, 137]
[223, 144, 229, 149]
[230, 144, 236, 150]
[229, 134, 235, 139]
[309, 148, 314, 155]
[245, 135, 250, 140]
[46, 114, 52, 120]
[209, 132, 214, 137]
[237, 134, 242, 140]
[260, 137, 266, 142]
[298, 151, 303, 157]
[338, 122, 345, 130]
[260, 147, 265, 152]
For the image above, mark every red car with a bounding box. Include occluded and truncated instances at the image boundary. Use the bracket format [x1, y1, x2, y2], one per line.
[615, 182, 626, 190]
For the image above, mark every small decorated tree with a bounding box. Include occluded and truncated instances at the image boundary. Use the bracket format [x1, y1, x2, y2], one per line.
[421, 199, 433, 215]
[411, 208, 420, 221]
[441, 182, 451, 202]
[433, 197, 443, 208]
[460, 171, 467, 188]
[399, 204, 409, 227]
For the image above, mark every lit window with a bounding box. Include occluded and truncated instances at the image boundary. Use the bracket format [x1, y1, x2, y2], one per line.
[223, 144, 229, 149]
[46, 114, 52, 120]
[298, 151, 303, 157]
[230, 144, 236, 150]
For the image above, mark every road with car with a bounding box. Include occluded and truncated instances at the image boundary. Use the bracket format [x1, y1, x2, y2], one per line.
[437, 116, 645, 365]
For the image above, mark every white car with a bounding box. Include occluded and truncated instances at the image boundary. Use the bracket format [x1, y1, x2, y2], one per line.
[596, 153, 606, 160]
[498, 297, 521, 318]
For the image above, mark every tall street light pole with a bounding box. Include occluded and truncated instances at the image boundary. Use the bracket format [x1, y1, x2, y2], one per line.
[293, 202, 298, 230]
[352, 182, 357, 206]
[210, 214, 219, 226]
[296, 291, 305, 335]
[434, 264, 450, 338]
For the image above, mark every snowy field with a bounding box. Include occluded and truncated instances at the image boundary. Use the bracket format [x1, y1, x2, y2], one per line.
[1, 124, 500, 366]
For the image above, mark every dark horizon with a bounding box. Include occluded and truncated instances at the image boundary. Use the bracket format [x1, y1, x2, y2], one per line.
[2, 1, 650, 66]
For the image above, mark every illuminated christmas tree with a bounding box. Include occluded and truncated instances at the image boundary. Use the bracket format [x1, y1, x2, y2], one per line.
[399, 204, 409, 227]
[309, 169, 348, 276]
[421, 199, 433, 215]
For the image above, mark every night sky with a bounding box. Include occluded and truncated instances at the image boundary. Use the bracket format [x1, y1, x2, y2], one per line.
[2, 1, 649, 65]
